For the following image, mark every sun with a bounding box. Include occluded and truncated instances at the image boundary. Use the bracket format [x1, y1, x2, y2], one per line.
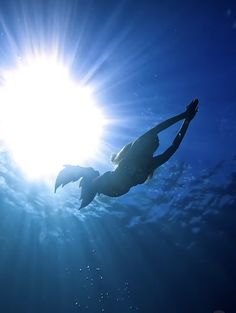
[0, 54, 106, 180]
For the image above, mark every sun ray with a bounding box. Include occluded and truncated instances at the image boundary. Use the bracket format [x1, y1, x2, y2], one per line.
[0, 54, 107, 180]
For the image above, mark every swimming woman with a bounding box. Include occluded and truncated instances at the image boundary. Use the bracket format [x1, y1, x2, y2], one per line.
[55, 99, 199, 209]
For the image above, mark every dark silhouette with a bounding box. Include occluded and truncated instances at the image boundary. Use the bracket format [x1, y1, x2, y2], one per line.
[55, 99, 199, 209]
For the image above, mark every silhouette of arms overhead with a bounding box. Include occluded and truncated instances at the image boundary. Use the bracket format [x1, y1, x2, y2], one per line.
[54, 99, 199, 209]
[154, 99, 198, 166]
[152, 98, 198, 134]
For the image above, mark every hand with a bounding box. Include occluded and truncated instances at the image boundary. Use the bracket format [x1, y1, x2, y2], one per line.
[185, 98, 199, 121]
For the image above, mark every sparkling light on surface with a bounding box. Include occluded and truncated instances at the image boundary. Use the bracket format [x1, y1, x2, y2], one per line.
[0, 54, 106, 179]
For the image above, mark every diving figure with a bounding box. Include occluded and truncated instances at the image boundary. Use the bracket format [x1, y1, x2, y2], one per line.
[55, 99, 199, 209]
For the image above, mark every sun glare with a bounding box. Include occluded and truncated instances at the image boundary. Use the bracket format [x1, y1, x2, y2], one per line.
[0, 55, 106, 180]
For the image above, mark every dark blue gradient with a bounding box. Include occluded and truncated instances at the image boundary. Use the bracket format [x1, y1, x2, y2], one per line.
[0, 1, 236, 313]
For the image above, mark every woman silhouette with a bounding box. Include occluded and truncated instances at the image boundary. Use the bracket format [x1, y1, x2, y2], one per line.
[55, 99, 199, 209]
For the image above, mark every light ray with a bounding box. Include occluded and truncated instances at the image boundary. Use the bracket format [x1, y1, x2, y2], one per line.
[0, 54, 107, 180]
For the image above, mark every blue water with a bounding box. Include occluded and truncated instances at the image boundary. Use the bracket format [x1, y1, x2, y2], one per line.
[0, 1, 236, 312]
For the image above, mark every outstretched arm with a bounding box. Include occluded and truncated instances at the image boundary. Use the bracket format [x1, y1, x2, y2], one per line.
[153, 112, 186, 134]
[152, 99, 199, 134]
[153, 100, 198, 167]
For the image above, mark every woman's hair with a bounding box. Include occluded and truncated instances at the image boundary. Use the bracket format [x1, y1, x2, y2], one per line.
[111, 142, 132, 165]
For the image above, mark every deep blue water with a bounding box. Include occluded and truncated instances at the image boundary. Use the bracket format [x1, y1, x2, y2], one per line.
[0, 1, 236, 313]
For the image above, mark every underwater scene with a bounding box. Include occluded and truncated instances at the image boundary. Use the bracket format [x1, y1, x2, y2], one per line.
[0, 1, 235, 313]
